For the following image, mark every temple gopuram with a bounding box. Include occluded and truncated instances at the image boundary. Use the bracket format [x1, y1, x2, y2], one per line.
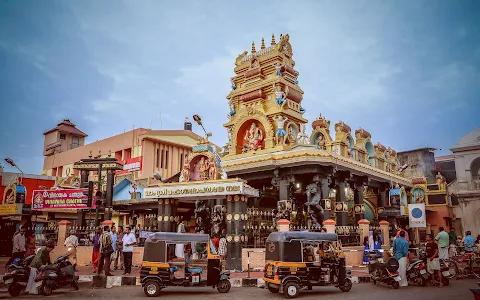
[144, 34, 414, 270]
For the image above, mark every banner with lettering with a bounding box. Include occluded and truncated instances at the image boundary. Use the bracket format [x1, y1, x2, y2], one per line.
[116, 157, 142, 175]
[32, 189, 89, 210]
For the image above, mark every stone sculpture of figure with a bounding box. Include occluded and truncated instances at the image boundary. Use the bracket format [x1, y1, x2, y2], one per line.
[226, 98, 236, 120]
[274, 116, 289, 145]
[195, 200, 211, 233]
[198, 157, 208, 180]
[273, 84, 287, 109]
[243, 122, 264, 151]
[295, 73, 299, 84]
[274, 201, 291, 226]
[275, 63, 283, 76]
[305, 184, 324, 228]
[230, 78, 237, 90]
[227, 127, 232, 142]
[208, 159, 216, 180]
[436, 172, 445, 186]
[300, 106, 306, 114]
[287, 126, 296, 145]
[252, 59, 259, 68]
[316, 134, 326, 150]
[210, 207, 223, 235]
[296, 124, 309, 144]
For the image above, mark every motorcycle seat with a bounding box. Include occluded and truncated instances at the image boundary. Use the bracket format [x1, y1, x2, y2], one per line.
[42, 265, 58, 271]
[187, 267, 203, 274]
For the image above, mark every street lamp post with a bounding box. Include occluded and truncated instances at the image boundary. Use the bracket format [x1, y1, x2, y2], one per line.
[4, 157, 24, 183]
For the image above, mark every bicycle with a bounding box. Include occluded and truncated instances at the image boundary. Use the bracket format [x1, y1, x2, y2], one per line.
[443, 248, 480, 279]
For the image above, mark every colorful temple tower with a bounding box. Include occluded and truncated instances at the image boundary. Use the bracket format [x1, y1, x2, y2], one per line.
[224, 34, 308, 156]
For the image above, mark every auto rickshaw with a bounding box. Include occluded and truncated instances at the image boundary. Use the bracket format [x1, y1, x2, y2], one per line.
[140, 232, 231, 297]
[263, 231, 352, 298]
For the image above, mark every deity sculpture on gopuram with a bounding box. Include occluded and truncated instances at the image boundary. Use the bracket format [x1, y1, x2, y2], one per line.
[243, 122, 264, 152]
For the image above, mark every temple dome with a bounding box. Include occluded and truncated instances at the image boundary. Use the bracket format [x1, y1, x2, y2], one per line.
[451, 127, 480, 151]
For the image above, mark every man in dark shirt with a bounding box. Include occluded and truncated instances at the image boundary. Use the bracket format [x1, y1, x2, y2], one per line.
[27, 241, 55, 294]
[91, 226, 102, 273]
[426, 234, 442, 287]
[448, 227, 457, 245]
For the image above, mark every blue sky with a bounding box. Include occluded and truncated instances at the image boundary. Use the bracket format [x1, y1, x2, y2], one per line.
[1, 0, 479, 174]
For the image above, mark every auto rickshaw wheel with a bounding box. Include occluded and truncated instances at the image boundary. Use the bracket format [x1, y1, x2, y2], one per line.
[339, 278, 352, 292]
[144, 280, 162, 297]
[284, 282, 300, 298]
[392, 281, 400, 289]
[267, 283, 279, 293]
[217, 279, 231, 293]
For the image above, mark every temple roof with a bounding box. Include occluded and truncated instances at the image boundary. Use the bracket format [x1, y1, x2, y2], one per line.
[44, 119, 88, 137]
[451, 127, 480, 151]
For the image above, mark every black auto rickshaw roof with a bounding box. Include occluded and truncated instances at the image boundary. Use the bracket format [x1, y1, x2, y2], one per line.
[266, 231, 338, 243]
[145, 232, 210, 243]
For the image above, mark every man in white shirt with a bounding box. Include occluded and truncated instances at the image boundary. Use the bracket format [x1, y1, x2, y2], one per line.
[64, 230, 79, 270]
[6, 226, 26, 266]
[122, 226, 137, 275]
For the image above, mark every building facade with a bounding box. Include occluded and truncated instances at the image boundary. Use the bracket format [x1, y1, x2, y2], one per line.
[449, 127, 480, 237]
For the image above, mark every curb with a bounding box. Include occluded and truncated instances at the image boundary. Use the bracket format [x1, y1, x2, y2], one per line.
[1, 275, 370, 290]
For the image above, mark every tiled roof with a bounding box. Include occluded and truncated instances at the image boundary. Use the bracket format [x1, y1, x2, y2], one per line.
[44, 119, 88, 137]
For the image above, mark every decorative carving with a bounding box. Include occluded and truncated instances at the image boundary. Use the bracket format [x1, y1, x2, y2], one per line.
[305, 183, 324, 228]
[243, 122, 264, 152]
[195, 200, 210, 233]
[296, 124, 309, 144]
[180, 157, 190, 182]
[273, 84, 287, 109]
[315, 133, 326, 150]
[287, 124, 297, 145]
[334, 121, 351, 134]
[275, 62, 283, 76]
[230, 77, 237, 90]
[274, 115, 289, 146]
[355, 128, 371, 139]
[229, 111, 274, 154]
[226, 98, 236, 120]
[235, 51, 248, 67]
[211, 205, 224, 235]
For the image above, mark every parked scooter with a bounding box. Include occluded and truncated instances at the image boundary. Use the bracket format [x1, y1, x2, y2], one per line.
[34, 249, 78, 296]
[3, 255, 36, 297]
[367, 250, 401, 289]
[406, 250, 429, 286]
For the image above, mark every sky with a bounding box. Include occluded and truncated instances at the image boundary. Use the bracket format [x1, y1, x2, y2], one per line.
[0, 0, 479, 174]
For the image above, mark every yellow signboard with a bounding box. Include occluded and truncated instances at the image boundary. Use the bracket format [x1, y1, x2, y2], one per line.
[0, 204, 20, 215]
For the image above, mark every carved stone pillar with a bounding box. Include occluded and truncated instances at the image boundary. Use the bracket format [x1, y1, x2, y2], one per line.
[320, 177, 331, 219]
[104, 169, 115, 221]
[353, 185, 365, 223]
[226, 195, 248, 271]
[77, 170, 89, 226]
[335, 181, 348, 226]
[157, 199, 178, 232]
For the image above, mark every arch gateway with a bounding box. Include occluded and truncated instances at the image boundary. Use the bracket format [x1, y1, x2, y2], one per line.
[144, 34, 413, 271]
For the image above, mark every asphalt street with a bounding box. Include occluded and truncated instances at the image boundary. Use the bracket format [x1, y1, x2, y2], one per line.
[1, 279, 478, 300]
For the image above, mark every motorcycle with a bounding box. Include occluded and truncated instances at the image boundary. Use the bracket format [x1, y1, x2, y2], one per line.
[367, 250, 401, 289]
[3, 255, 36, 297]
[34, 249, 79, 296]
[406, 250, 429, 286]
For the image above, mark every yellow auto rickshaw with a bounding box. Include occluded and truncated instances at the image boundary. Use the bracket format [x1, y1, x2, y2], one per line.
[263, 231, 352, 298]
[140, 232, 230, 297]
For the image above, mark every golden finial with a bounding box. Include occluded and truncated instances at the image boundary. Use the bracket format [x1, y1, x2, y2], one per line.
[271, 33, 276, 45]
[251, 41, 256, 53]
[261, 37, 265, 49]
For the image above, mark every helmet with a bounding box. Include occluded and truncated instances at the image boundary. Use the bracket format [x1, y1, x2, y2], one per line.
[386, 257, 400, 273]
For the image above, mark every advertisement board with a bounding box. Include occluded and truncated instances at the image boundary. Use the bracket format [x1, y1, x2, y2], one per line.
[116, 157, 142, 175]
[32, 189, 89, 210]
[408, 203, 426, 228]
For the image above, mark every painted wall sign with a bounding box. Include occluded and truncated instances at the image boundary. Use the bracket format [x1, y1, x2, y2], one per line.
[0, 204, 21, 215]
[144, 181, 259, 199]
[116, 157, 143, 175]
[32, 189, 89, 210]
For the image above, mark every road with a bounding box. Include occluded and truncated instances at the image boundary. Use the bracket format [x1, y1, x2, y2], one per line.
[0, 279, 478, 300]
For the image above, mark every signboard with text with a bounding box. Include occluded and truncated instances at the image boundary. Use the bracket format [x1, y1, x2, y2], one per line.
[144, 181, 259, 199]
[32, 189, 89, 210]
[0, 204, 21, 215]
[408, 203, 426, 228]
[116, 157, 142, 175]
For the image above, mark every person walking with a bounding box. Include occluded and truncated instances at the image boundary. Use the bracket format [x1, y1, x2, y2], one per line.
[114, 226, 124, 270]
[98, 225, 114, 276]
[448, 227, 457, 245]
[64, 230, 79, 270]
[426, 234, 443, 287]
[6, 226, 26, 266]
[218, 230, 227, 260]
[393, 230, 409, 287]
[212, 234, 220, 251]
[109, 226, 117, 272]
[122, 226, 137, 275]
[463, 231, 475, 253]
[25, 232, 36, 257]
[91, 226, 102, 273]
[395, 225, 409, 241]
[435, 227, 450, 261]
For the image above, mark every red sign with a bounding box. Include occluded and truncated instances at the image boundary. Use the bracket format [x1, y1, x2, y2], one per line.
[116, 157, 142, 175]
[32, 189, 89, 210]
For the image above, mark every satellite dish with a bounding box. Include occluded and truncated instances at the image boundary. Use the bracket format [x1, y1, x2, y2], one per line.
[153, 172, 165, 182]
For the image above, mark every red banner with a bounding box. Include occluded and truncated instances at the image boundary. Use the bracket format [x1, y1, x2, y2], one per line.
[32, 189, 89, 210]
[116, 157, 142, 175]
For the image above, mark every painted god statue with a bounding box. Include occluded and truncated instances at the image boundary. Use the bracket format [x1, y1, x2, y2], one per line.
[197, 157, 209, 181]
[243, 122, 264, 151]
[315, 134, 326, 150]
[274, 116, 289, 146]
[181, 158, 191, 182]
[273, 84, 287, 109]
[296, 124, 309, 144]
[275, 62, 283, 76]
[208, 159, 216, 180]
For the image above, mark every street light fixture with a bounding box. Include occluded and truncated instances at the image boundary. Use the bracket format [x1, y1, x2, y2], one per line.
[192, 114, 212, 139]
[4, 157, 23, 183]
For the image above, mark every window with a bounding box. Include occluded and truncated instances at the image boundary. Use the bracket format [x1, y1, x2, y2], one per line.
[71, 136, 79, 149]
[60, 133, 66, 140]
[156, 148, 160, 168]
[165, 151, 169, 169]
[180, 155, 183, 171]
[161, 150, 164, 168]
